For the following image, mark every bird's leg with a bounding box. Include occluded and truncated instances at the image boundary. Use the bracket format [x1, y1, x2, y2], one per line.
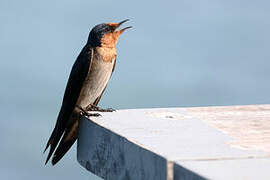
[86, 104, 116, 112]
[77, 105, 101, 117]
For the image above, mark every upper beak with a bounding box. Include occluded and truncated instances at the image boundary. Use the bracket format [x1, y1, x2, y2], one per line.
[108, 19, 132, 34]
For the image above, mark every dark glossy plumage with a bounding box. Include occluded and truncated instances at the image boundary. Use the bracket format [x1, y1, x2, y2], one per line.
[44, 44, 92, 165]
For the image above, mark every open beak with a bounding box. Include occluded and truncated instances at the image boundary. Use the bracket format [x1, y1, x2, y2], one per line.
[108, 19, 132, 34]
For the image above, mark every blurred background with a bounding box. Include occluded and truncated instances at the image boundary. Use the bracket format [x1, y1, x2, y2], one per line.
[1, 0, 269, 179]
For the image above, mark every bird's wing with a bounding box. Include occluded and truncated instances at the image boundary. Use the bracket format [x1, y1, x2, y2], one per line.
[44, 45, 93, 165]
[52, 53, 116, 165]
[93, 57, 116, 105]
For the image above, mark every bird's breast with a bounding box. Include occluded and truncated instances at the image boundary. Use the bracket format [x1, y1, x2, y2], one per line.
[76, 51, 115, 108]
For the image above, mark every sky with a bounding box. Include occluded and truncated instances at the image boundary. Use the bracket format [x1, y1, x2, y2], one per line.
[0, 0, 270, 179]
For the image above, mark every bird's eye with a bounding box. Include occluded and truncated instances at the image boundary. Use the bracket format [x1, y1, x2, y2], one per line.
[108, 28, 114, 33]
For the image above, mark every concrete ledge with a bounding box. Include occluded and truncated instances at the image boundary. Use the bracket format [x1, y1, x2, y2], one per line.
[77, 105, 270, 180]
[77, 117, 168, 180]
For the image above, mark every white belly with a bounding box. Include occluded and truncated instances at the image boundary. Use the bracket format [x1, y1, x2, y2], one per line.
[76, 56, 115, 108]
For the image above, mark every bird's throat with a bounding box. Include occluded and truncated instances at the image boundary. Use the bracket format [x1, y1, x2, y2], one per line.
[95, 46, 117, 62]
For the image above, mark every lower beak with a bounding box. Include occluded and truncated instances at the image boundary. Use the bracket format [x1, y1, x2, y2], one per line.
[118, 26, 132, 34]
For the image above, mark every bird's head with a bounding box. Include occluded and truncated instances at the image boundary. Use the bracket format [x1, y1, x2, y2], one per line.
[87, 19, 131, 48]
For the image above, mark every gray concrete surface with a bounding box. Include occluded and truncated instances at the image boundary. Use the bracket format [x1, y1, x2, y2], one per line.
[77, 105, 270, 180]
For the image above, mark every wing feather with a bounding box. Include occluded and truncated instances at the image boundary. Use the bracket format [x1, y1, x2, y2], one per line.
[44, 45, 93, 164]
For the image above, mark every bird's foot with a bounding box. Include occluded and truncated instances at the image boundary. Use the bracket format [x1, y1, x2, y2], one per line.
[78, 106, 102, 117]
[87, 113, 102, 117]
[87, 104, 116, 112]
[97, 107, 115, 112]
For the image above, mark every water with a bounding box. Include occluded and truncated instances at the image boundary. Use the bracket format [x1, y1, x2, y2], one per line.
[1, 0, 270, 179]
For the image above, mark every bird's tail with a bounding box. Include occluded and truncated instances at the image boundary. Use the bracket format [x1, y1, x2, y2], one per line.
[44, 123, 64, 165]
[44, 109, 69, 165]
[51, 120, 78, 165]
[44, 111, 79, 165]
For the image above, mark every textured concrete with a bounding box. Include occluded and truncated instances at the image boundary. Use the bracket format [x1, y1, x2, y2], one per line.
[77, 105, 270, 180]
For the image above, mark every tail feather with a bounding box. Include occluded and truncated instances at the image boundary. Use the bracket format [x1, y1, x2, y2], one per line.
[44, 128, 57, 154]
[43, 140, 50, 154]
[52, 120, 78, 165]
[45, 98, 99, 165]
[45, 143, 56, 165]
[44, 107, 70, 165]
[44, 125, 64, 165]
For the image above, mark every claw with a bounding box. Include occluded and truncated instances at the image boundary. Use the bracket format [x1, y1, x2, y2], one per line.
[81, 111, 102, 117]
[88, 113, 102, 117]
[78, 105, 102, 117]
[86, 104, 116, 112]
[104, 108, 116, 112]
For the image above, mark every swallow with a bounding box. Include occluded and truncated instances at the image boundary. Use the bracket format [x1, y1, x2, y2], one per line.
[44, 19, 131, 165]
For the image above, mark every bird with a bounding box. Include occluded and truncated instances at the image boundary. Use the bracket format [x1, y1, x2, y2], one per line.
[44, 19, 131, 165]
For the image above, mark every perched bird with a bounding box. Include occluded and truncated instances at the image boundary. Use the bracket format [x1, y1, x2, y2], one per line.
[44, 20, 131, 165]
